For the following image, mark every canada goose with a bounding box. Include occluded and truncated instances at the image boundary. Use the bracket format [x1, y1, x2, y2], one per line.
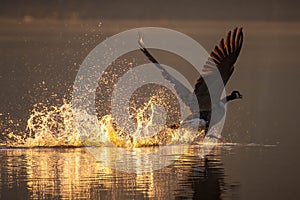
[138, 27, 244, 131]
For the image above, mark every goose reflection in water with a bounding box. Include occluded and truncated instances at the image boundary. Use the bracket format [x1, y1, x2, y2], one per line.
[0, 147, 239, 199]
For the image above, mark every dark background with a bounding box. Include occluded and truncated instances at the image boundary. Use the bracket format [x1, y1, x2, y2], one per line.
[1, 0, 299, 21]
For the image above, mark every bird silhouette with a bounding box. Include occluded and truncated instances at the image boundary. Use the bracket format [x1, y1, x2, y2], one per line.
[138, 27, 244, 131]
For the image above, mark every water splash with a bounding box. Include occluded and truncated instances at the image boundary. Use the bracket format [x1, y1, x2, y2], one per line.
[0, 99, 206, 148]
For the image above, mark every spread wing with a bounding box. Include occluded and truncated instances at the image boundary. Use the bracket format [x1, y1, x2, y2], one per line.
[194, 27, 244, 110]
[210, 27, 243, 85]
[138, 37, 194, 108]
[138, 27, 244, 113]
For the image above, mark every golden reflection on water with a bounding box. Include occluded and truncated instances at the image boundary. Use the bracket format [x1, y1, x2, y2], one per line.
[0, 146, 232, 199]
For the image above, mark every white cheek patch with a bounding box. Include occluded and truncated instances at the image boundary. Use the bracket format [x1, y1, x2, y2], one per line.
[235, 93, 240, 98]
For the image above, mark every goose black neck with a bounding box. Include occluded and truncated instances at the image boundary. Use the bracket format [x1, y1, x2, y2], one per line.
[221, 94, 236, 104]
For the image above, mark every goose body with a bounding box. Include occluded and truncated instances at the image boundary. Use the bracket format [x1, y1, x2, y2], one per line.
[138, 28, 244, 131]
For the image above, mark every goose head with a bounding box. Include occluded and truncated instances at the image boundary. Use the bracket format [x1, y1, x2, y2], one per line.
[231, 90, 243, 99]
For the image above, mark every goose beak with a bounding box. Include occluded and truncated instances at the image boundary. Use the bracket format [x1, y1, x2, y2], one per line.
[239, 94, 243, 99]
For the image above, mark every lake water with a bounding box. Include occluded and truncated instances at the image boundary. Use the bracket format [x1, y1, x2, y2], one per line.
[0, 145, 273, 200]
[0, 19, 300, 199]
